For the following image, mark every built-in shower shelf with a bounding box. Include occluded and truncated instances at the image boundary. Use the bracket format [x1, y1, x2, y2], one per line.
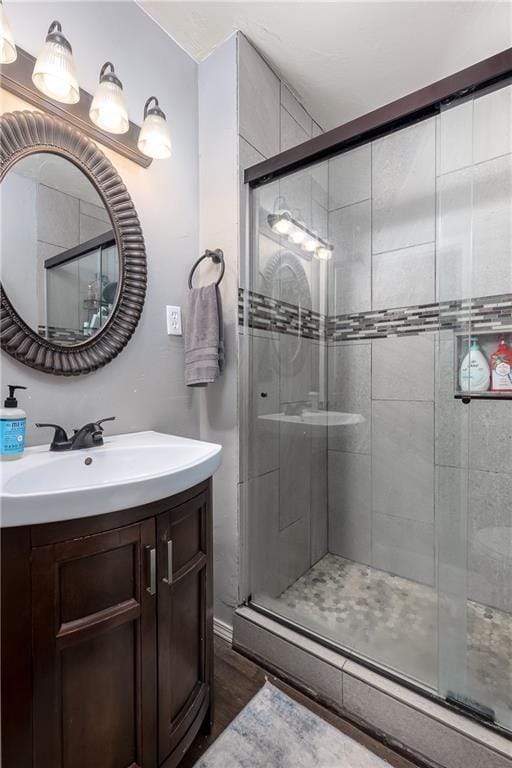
[454, 329, 512, 401]
[454, 392, 512, 401]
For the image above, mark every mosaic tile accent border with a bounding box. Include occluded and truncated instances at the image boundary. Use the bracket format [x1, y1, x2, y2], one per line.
[239, 289, 324, 341]
[328, 293, 512, 341]
[38, 325, 88, 344]
[239, 289, 512, 342]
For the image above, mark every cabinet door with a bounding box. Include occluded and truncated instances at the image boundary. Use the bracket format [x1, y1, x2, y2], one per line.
[157, 490, 213, 766]
[31, 519, 157, 768]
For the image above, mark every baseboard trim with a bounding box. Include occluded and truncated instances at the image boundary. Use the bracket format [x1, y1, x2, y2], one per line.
[213, 617, 233, 643]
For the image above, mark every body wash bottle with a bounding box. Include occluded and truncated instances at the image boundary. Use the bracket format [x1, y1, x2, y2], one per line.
[0, 385, 27, 460]
[459, 337, 490, 393]
[490, 337, 512, 391]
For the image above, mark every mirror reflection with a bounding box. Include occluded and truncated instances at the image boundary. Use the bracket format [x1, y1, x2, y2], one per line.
[1, 151, 119, 345]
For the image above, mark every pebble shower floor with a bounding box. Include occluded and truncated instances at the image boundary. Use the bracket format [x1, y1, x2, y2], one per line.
[276, 553, 511, 724]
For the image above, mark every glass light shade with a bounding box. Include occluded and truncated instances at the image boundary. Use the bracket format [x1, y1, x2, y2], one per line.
[0, 3, 17, 64]
[288, 225, 306, 245]
[271, 214, 292, 235]
[138, 112, 172, 160]
[32, 39, 79, 104]
[302, 236, 317, 252]
[90, 79, 129, 134]
[315, 245, 333, 261]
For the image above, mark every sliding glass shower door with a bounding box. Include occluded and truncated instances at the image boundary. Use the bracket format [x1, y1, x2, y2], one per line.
[437, 89, 512, 728]
[244, 77, 512, 733]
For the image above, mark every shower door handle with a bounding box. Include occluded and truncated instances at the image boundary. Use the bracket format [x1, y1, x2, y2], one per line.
[162, 539, 173, 586]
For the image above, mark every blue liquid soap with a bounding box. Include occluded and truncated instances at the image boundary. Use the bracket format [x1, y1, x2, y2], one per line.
[0, 385, 27, 461]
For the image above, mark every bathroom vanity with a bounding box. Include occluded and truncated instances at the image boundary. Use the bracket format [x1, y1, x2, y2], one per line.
[1, 432, 222, 768]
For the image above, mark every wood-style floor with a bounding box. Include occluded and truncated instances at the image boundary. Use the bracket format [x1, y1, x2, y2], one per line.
[180, 636, 421, 768]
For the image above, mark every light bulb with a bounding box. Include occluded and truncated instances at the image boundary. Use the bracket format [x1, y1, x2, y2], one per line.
[138, 96, 172, 160]
[0, 2, 16, 64]
[90, 62, 129, 134]
[302, 236, 317, 252]
[271, 214, 292, 235]
[32, 21, 79, 104]
[288, 225, 306, 245]
[315, 245, 333, 261]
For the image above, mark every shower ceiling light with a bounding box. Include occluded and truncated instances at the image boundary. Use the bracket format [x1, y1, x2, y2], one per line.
[267, 211, 334, 260]
[138, 96, 172, 160]
[90, 62, 129, 134]
[0, 1, 17, 64]
[32, 20, 79, 104]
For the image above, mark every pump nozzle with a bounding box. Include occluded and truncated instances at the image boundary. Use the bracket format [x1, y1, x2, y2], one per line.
[4, 385, 27, 408]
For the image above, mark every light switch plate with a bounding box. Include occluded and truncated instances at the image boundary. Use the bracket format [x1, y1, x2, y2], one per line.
[166, 305, 182, 335]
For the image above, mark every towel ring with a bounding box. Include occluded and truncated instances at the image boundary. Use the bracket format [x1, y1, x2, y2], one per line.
[188, 248, 225, 289]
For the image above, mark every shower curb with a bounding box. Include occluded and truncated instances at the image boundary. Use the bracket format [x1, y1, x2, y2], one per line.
[233, 607, 512, 768]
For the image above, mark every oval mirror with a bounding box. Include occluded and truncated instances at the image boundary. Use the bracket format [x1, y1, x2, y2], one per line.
[1, 151, 119, 346]
[0, 110, 147, 376]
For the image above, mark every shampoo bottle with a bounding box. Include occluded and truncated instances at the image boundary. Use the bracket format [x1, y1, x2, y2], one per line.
[490, 337, 512, 392]
[459, 337, 490, 393]
[0, 385, 27, 461]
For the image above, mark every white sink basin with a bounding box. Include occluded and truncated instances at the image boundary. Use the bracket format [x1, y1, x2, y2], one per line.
[0, 431, 222, 528]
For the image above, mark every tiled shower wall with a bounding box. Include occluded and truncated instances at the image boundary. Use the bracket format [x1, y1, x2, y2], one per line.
[327, 85, 512, 610]
[237, 34, 330, 598]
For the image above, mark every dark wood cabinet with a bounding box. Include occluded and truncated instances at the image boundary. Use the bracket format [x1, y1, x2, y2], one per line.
[157, 491, 213, 767]
[1, 480, 213, 768]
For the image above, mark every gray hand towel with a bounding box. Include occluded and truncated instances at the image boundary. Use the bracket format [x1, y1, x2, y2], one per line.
[185, 283, 224, 386]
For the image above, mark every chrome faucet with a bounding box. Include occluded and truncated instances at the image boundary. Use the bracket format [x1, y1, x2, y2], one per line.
[36, 417, 116, 451]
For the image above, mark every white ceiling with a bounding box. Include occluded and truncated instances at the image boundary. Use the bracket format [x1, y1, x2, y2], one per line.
[139, 1, 512, 131]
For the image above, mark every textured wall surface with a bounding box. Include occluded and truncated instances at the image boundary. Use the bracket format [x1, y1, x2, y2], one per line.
[237, 34, 327, 602]
[1, 1, 200, 444]
[327, 85, 512, 610]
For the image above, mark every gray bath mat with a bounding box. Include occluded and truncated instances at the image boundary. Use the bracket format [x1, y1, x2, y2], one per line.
[194, 681, 391, 767]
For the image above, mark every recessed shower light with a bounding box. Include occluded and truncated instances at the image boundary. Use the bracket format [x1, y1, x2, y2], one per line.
[32, 20, 79, 104]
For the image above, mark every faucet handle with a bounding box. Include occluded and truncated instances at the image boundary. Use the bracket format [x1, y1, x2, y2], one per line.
[96, 417, 116, 430]
[35, 423, 70, 451]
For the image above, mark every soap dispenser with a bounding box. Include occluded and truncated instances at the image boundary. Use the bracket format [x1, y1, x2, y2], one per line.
[0, 385, 27, 460]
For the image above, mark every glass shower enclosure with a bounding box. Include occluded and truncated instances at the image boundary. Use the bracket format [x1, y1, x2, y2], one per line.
[243, 76, 512, 732]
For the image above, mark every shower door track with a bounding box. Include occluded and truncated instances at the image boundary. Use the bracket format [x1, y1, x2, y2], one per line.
[246, 599, 510, 738]
[244, 48, 512, 187]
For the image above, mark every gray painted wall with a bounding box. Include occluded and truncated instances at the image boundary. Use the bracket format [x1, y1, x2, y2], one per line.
[1, 1, 201, 445]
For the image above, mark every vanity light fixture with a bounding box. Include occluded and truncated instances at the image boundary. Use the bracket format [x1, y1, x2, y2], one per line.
[32, 20, 79, 104]
[315, 245, 334, 261]
[90, 62, 129, 134]
[137, 96, 172, 159]
[0, 1, 16, 64]
[268, 197, 293, 235]
[267, 211, 334, 260]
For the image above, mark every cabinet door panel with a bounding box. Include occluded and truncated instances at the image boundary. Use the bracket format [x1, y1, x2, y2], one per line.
[157, 490, 213, 765]
[169, 567, 203, 722]
[32, 520, 156, 768]
[61, 622, 136, 768]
